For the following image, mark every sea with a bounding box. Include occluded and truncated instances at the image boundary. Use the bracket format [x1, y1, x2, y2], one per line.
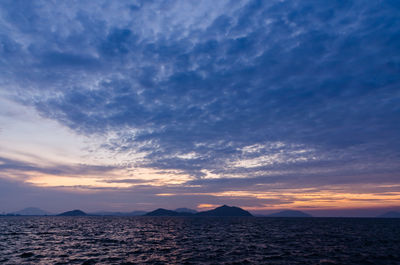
[0, 216, 399, 264]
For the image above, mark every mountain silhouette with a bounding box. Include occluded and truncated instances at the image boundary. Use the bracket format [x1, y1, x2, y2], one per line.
[91, 210, 146, 216]
[145, 205, 252, 217]
[126, 211, 147, 216]
[196, 205, 252, 217]
[145, 208, 193, 216]
[58, 209, 87, 216]
[266, 210, 312, 217]
[175, 208, 197, 214]
[12, 207, 51, 216]
[377, 211, 400, 218]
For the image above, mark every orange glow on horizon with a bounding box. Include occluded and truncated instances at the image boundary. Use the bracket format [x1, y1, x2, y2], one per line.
[197, 204, 221, 210]
[158, 187, 400, 211]
[5, 163, 399, 211]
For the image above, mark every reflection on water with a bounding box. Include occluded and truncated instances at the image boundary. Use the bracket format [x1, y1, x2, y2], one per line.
[0, 216, 399, 264]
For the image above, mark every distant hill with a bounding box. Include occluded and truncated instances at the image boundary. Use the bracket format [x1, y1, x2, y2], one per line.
[196, 205, 252, 217]
[266, 210, 312, 217]
[145, 205, 252, 217]
[145, 208, 193, 216]
[11, 207, 52, 216]
[91, 211, 147, 216]
[58, 209, 88, 216]
[377, 211, 400, 218]
[175, 208, 197, 214]
[126, 211, 147, 216]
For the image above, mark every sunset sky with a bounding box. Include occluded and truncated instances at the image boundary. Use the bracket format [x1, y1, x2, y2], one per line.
[0, 0, 399, 216]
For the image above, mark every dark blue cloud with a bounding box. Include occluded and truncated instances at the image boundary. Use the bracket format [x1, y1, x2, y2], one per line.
[38, 52, 99, 69]
[0, 156, 117, 178]
[0, 0, 399, 190]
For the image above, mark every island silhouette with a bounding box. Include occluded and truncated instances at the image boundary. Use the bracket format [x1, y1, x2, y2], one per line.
[5, 206, 400, 218]
[146, 205, 253, 217]
[265, 210, 312, 218]
[58, 209, 88, 216]
[51, 205, 253, 217]
[10, 207, 52, 216]
[377, 211, 400, 218]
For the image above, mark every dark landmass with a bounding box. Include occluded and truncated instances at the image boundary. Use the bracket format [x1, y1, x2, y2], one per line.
[145, 208, 193, 216]
[196, 205, 253, 217]
[175, 208, 197, 214]
[57, 209, 88, 216]
[11, 207, 52, 216]
[91, 211, 147, 216]
[145, 205, 252, 217]
[266, 210, 312, 217]
[127, 211, 148, 216]
[2, 207, 400, 218]
[4, 208, 146, 217]
[377, 211, 400, 218]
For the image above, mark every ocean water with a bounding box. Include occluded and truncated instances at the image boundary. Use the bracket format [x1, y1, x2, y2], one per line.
[0, 217, 399, 264]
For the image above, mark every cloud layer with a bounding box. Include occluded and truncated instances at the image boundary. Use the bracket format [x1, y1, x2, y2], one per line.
[0, 0, 399, 212]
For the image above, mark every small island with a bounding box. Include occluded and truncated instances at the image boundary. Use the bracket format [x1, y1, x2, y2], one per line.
[145, 205, 253, 217]
[377, 211, 400, 218]
[57, 209, 88, 216]
[266, 210, 312, 218]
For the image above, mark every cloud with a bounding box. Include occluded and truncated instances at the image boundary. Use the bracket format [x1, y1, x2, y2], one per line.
[0, 155, 118, 179]
[0, 0, 399, 210]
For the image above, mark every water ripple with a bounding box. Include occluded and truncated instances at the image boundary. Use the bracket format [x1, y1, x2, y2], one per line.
[0, 217, 399, 264]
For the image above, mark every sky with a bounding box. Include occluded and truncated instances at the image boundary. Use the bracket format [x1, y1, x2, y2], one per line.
[0, 0, 399, 216]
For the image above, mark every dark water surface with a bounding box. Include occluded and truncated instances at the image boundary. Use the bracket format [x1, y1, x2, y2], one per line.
[0, 217, 399, 264]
